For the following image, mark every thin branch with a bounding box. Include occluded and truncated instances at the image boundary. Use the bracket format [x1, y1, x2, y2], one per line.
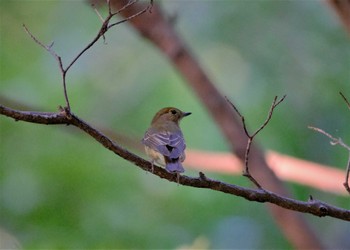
[340, 91, 350, 110]
[243, 139, 261, 188]
[108, 2, 152, 29]
[23, 24, 70, 111]
[308, 126, 350, 151]
[225, 97, 250, 137]
[93, 4, 105, 22]
[23, 25, 61, 61]
[111, 0, 137, 16]
[252, 95, 286, 138]
[226, 95, 286, 188]
[1, 104, 350, 221]
[309, 126, 350, 194]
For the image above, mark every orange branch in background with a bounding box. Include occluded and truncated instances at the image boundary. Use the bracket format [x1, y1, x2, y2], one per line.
[185, 149, 347, 195]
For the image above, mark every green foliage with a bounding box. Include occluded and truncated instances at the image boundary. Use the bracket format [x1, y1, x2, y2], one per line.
[1, 0, 350, 248]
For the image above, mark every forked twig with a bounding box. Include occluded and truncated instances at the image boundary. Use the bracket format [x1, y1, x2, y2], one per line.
[309, 126, 350, 194]
[23, 0, 153, 115]
[227, 95, 287, 188]
[64, 1, 152, 78]
[108, 1, 152, 29]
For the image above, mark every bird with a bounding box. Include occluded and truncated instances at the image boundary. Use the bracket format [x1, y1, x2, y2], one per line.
[142, 107, 191, 181]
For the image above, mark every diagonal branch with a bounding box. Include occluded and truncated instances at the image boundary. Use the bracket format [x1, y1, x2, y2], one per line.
[1, 104, 350, 221]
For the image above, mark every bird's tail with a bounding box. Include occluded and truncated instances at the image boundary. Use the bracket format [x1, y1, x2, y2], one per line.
[165, 161, 185, 173]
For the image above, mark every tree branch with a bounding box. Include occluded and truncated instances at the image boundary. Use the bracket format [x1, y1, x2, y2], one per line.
[2, 96, 346, 195]
[1, 104, 350, 221]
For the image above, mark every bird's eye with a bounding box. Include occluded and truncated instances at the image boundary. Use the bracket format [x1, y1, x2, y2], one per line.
[170, 109, 177, 115]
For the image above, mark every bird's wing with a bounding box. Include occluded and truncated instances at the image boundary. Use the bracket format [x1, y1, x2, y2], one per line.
[142, 129, 186, 159]
[168, 132, 186, 159]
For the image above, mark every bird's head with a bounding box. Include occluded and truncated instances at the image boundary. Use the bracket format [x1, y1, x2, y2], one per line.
[151, 107, 191, 125]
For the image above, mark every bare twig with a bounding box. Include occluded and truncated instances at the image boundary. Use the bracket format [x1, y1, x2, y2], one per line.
[93, 4, 105, 22]
[108, 2, 152, 29]
[309, 126, 350, 194]
[23, 24, 71, 112]
[226, 95, 286, 188]
[23, 0, 152, 113]
[308, 126, 350, 151]
[340, 91, 350, 110]
[22, 25, 60, 62]
[1, 104, 350, 221]
[110, 0, 137, 16]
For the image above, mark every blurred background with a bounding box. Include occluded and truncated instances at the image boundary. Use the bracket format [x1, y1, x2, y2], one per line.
[1, 0, 350, 248]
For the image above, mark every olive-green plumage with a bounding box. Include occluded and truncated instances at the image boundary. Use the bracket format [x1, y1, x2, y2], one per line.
[142, 107, 191, 174]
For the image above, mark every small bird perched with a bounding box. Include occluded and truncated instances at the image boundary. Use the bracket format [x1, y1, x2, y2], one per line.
[142, 107, 191, 178]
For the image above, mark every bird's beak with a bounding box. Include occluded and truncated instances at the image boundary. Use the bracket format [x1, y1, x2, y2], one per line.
[182, 112, 192, 117]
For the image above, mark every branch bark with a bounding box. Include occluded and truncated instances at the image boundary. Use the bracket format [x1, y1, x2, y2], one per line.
[1, 105, 350, 223]
[1, 95, 346, 195]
